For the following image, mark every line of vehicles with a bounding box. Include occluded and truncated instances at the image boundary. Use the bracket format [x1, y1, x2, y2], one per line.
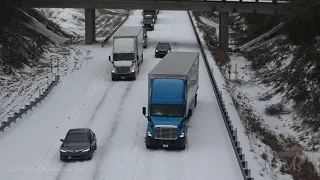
[60, 10, 200, 161]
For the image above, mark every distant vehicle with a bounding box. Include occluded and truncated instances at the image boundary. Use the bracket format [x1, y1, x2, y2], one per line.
[143, 29, 148, 48]
[143, 27, 148, 38]
[142, 18, 155, 31]
[142, 52, 200, 149]
[155, 42, 171, 58]
[60, 128, 97, 161]
[142, 10, 157, 23]
[109, 26, 144, 81]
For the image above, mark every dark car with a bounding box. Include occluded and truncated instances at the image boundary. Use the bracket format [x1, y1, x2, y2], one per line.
[155, 42, 171, 58]
[143, 27, 148, 38]
[143, 28, 148, 48]
[142, 18, 154, 31]
[60, 128, 97, 161]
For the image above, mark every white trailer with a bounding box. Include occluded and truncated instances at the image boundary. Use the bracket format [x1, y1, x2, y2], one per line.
[108, 26, 144, 81]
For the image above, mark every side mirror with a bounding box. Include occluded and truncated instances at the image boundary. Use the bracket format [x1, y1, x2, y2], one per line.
[60, 139, 64, 142]
[109, 56, 111, 61]
[136, 55, 139, 60]
[142, 107, 146, 115]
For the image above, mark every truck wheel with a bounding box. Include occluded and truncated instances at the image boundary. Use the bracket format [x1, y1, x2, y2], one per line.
[187, 109, 193, 118]
[88, 150, 93, 160]
[132, 74, 137, 80]
[146, 142, 152, 149]
[180, 144, 186, 150]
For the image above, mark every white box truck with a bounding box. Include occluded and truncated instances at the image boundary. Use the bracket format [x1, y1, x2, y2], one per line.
[108, 26, 144, 81]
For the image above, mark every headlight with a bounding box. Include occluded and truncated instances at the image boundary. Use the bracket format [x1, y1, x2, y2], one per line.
[167, 50, 170, 52]
[111, 68, 115, 73]
[147, 131, 152, 137]
[155, 50, 159, 52]
[60, 149, 67, 152]
[82, 148, 90, 152]
[131, 69, 135, 72]
[143, 40, 145, 43]
[179, 132, 185, 138]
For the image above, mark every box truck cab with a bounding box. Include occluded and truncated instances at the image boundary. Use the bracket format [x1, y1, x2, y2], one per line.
[109, 26, 144, 81]
[142, 52, 199, 149]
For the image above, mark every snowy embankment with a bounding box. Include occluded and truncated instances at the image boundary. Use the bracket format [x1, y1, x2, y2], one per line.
[190, 13, 320, 180]
[0, 9, 128, 124]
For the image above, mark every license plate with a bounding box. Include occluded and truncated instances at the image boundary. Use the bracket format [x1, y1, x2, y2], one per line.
[121, 77, 125, 79]
[68, 156, 71, 159]
[163, 144, 169, 148]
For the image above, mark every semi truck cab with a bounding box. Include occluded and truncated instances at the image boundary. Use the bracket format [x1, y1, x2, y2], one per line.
[108, 26, 144, 81]
[142, 78, 188, 149]
[142, 52, 199, 150]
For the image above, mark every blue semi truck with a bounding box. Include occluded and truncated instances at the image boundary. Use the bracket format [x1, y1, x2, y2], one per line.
[142, 52, 199, 149]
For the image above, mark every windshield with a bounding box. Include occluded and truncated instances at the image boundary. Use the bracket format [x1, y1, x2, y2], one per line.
[113, 53, 134, 61]
[157, 43, 170, 49]
[143, 11, 155, 15]
[143, 20, 153, 24]
[150, 104, 184, 117]
[65, 133, 88, 142]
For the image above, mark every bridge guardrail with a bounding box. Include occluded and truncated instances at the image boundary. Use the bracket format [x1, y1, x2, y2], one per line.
[101, 13, 130, 47]
[187, 11, 254, 180]
[0, 12, 130, 132]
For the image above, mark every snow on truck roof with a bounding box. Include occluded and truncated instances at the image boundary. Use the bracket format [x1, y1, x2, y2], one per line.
[149, 52, 199, 76]
[114, 26, 142, 37]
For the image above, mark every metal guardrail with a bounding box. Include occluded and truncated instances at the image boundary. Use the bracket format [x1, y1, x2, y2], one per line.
[101, 13, 130, 47]
[0, 75, 61, 132]
[187, 11, 254, 180]
[0, 13, 130, 132]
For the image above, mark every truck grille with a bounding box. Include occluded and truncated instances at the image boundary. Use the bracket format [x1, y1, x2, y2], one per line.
[116, 66, 130, 74]
[154, 126, 178, 140]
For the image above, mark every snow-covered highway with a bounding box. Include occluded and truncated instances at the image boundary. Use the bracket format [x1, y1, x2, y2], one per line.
[0, 10, 243, 180]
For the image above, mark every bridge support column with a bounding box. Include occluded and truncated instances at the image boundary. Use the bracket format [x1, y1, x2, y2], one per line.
[219, 12, 229, 52]
[85, 8, 96, 44]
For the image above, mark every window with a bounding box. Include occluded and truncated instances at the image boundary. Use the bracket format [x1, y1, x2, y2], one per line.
[113, 53, 134, 61]
[65, 132, 89, 142]
[157, 43, 170, 50]
[150, 104, 184, 117]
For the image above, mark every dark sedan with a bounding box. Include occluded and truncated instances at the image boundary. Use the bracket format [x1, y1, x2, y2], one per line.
[155, 42, 171, 58]
[60, 128, 97, 161]
[142, 18, 155, 31]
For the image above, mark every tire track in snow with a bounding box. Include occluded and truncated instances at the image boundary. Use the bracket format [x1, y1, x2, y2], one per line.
[52, 72, 113, 180]
[86, 81, 116, 125]
[35, 73, 110, 180]
[91, 82, 134, 180]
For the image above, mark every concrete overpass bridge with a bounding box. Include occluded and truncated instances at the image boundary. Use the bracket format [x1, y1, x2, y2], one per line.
[5, 0, 291, 51]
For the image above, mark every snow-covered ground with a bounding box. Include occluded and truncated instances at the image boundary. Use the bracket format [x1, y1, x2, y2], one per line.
[0, 9, 127, 124]
[190, 14, 319, 179]
[37, 8, 128, 41]
[0, 10, 243, 180]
